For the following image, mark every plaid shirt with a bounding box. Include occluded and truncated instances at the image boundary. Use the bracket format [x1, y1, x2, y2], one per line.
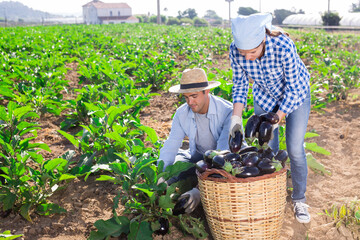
[229, 34, 310, 114]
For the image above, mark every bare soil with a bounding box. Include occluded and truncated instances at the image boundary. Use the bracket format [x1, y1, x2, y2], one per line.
[1, 63, 360, 240]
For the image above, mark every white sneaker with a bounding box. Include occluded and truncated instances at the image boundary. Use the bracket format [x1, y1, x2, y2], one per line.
[293, 202, 311, 224]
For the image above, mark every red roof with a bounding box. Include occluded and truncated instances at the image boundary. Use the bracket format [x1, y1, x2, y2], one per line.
[83, 1, 131, 9]
[98, 16, 138, 21]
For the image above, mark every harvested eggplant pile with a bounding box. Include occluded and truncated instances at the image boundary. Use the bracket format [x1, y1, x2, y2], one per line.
[196, 147, 288, 179]
[245, 112, 279, 146]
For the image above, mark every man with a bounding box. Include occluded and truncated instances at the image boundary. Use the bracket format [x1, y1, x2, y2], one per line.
[158, 68, 233, 214]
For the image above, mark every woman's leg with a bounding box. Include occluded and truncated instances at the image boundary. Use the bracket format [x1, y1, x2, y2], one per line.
[286, 94, 311, 202]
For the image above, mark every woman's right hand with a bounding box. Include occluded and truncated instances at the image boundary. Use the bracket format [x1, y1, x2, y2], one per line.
[229, 115, 243, 138]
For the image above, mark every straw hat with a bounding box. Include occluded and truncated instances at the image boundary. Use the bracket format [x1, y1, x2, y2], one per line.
[169, 68, 220, 94]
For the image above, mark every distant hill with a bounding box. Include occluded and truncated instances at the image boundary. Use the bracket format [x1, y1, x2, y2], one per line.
[0, 1, 60, 22]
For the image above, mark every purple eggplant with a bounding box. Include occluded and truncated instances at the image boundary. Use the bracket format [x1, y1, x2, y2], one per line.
[154, 217, 170, 235]
[245, 114, 261, 138]
[242, 152, 259, 167]
[173, 197, 188, 216]
[224, 152, 241, 162]
[274, 150, 288, 167]
[203, 150, 217, 167]
[259, 112, 279, 124]
[257, 158, 276, 174]
[229, 130, 243, 153]
[258, 121, 273, 146]
[238, 146, 258, 156]
[235, 166, 260, 178]
[212, 155, 226, 169]
[196, 160, 210, 173]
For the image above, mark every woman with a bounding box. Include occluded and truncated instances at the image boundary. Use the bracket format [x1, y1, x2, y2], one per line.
[229, 13, 311, 224]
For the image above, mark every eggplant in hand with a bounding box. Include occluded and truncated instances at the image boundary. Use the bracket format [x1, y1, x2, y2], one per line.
[229, 130, 243, 153]
[245, 114, 261, 138]
[259, 112, 279, 124]
[173, 197, 188, 216]
[258, 121, 273, 146]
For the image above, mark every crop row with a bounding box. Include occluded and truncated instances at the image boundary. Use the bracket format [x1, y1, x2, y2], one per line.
[0, 23, 359, 239]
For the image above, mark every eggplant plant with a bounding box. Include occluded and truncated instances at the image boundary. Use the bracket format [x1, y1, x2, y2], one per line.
[88, 152, 208, 240]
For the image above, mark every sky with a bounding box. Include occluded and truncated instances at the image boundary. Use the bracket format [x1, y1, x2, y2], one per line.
[1, 0, 357, 18]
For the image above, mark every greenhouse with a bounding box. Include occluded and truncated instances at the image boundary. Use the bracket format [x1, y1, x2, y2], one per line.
[339, 13, 360, 26]
[283, 13, 360, 26]
[282, 14, 322, 26]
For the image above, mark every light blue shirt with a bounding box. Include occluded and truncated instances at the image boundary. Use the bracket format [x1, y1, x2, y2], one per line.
[159, 94, 233, 169]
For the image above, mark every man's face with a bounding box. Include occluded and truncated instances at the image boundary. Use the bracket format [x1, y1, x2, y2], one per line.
[182, 90, 210, 114]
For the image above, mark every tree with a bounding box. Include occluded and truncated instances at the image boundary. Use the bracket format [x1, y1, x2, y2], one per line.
[204, 10, 221, 20]
[203, 10, 223, 26]
[149, 15, 167, 24]
[177, 8, 197, 19]
[351, 1, 360, 12]
[237, 7, 258, 16]
[193, 17, 209, 27]
[167, 17, 180, 25]
[273, 9, 295, 25]
[322, 12, 341, 26]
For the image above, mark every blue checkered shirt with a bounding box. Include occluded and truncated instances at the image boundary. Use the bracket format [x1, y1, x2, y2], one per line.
[229, 34, 310, 114]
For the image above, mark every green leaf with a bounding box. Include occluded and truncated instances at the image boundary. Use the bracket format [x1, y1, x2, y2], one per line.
[27, 143, 51, 152]
[43, 158, 67, 172]
[57, 130, 79, 148]
[128, 221, 153, 240]
[20, 203, 32, 222]
[104, 132, 127, 148]
[159, 194, 175, 210]
[136, 125, 158, 144]
[110, 162, 129, 175]
[132, 183, 154, 198]
[179, 215, 208, 239]
[306, 153, 331, 175]
[0, 87, 15, 98]
[59, 174, 76, 181]
[96, 175, 116, 182]
[36, 203, 66, 216]
[304, 132, 320, 139]
[0, 230, 23, 239]
[92, 216, 130, 238]
[163, 161, 194, 180]
[355, 210, 360, 220]
[13, 106, 33, 120]
[305, 142, 331, 155]
[107, 105, 132, 127]
[3, 192, 16, 211]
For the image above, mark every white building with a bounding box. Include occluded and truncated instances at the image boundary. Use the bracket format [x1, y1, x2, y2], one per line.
[82, 0, 139, 24]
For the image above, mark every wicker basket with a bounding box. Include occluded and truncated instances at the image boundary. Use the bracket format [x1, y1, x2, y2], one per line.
[197, 168, 287, 240]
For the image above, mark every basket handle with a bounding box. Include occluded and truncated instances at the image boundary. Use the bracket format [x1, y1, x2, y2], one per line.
[200, 168, 237, 183]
